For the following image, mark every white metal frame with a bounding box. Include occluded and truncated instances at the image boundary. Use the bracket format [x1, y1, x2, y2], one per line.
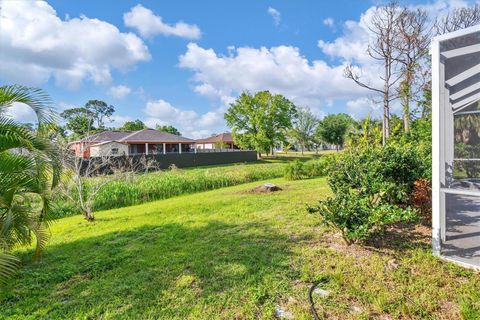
[431, 25, 480, 269]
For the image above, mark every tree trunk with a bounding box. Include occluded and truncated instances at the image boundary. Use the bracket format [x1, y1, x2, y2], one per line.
[382, 63, 391, 145]
[401, 69, 413, 133]
[84, 211, 95, 221]
[402, 98, 410, 133]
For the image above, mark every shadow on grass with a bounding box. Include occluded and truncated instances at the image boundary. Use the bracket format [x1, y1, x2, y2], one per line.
[1, 221, 292, 319]
[364, 222, 431, 253]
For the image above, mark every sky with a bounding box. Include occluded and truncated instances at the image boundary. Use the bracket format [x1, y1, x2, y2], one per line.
[0, 0, 478, 138]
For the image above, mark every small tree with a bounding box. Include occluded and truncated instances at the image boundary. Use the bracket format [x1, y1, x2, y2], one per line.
[59, 145, 159, 221]
[225, 91, 297, 157]
[317, 113, 353, 151]
[288, 107, 318, 155]
[156, 124, 181, 136]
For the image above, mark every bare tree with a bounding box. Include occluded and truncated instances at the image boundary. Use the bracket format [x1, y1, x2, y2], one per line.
[59, 145, 117, 221]
[395, 8, 431, 133]
[435, 4, 480, 34]
[59, 144, 159, 221]
[344, 2, 405, 145]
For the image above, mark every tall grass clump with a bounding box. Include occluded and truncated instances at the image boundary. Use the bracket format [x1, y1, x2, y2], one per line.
[52, 163, 285, 217]
[284, 157, 330, 180]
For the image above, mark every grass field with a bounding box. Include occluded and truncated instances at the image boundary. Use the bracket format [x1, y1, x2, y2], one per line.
[52, 160, 287, 217]
[2, 177, 480, 319]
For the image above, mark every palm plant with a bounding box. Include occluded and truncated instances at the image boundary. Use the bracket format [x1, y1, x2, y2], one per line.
[0, 85, 60, 284]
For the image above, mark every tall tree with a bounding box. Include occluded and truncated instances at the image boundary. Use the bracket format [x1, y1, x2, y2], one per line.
[84, 100, 114, 129]
[60, 107, 94, 137]
[225, 91, 297, 157]
[395, 8, 431, 133]
[344, 2, 404, 145]
[0, 85, 61, 284]
[435, 4, 480, 34]
[288, 107, 318, 155]
[120, 119, 146, 131]
[317, 113, 353, 151]
[156, 124, 181, 136]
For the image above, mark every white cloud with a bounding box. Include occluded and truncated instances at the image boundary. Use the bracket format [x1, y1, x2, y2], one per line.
[108, 85, 132, 99]
[346, 97, 381, 118]
[4, 103, 38, 124]
[124, 4, 201, 40]
[109, 115, 134, 128]
[144, 99, 197, 121]
[0, 1, 150, 88]
[267, 7, 281, 26]
[142, 99, 226, 138]
[323, 17, 334, 27]
[179, 42, 369, 114]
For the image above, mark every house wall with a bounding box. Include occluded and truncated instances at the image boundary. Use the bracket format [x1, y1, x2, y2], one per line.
[197, 143, 215, 149]
[69, 142, 92, 158]
[90, 142, 129, 157]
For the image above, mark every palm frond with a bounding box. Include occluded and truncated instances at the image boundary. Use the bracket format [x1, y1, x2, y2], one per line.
[0, 252, 19, 285]
[0, 85, 56, 125]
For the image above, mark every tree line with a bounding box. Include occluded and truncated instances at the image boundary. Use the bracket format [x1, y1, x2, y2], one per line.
[59, 101, 181, 138]
[224, 90, 356, 156]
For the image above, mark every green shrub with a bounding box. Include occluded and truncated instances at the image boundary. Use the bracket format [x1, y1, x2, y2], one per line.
[284, 157, 330, 180]
[308, 144, 425, 243]
[308, 191, 418, 244]
[284, 160, 306, 180]
[326, 144, 426, 204]
[303, 157, 330, 178]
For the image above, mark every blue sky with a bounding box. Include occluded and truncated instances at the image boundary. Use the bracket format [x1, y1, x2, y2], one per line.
[0, 0, 477, 137]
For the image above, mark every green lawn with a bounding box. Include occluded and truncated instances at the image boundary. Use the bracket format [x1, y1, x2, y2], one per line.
[2, 177, 480, 319]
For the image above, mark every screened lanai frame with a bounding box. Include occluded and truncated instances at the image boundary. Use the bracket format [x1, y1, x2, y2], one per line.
[432, 25, 480, 269]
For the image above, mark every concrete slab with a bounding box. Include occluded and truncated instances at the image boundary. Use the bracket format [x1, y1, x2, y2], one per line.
[443, 194, 480, 268]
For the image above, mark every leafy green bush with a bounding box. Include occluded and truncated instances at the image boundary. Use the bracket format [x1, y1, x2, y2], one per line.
[284, 160, 306, 180]
[327, 144, 427, 204]
[284, 157, 330, 180]
[308, 191, 417, 244]
[308, 144, 425, 243]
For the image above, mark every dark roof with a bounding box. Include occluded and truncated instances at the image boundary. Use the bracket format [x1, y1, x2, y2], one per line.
[80, 131, 132, 142]
[77, 129, 195, 144]
[197, 132, 234, 143]
[119, 129, 195, 143]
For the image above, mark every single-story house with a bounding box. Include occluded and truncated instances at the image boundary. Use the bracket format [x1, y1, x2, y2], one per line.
[196, 132, 239, 150]
[69, 129, 196, 158]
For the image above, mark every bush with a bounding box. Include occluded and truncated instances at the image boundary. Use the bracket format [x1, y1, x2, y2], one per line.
[308, 191, 418, 244]
[284, 157, 330, 180]
[327, 144, 427, 204]
[308, 144, 425, 243]
[284, 160, 306, 180]
[411, 179, 432, 225]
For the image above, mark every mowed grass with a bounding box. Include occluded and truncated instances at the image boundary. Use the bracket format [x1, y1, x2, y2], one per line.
[2, 177, 480, 319]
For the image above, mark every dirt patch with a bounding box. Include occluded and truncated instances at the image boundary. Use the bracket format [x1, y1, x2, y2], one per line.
[318, 222, 432, 259]
[250, 183, 282, 193]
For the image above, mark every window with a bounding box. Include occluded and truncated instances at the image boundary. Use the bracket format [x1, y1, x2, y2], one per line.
[111, 148, 119, 155]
